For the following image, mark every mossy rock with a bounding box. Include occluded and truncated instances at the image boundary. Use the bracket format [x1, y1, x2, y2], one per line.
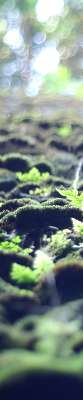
[1, 299, 83, 398]
[0, 154, 31, 172]
[0, 202, 82, 232]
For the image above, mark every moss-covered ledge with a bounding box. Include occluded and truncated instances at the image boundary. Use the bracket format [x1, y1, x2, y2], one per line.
[0, 203, 82, 232]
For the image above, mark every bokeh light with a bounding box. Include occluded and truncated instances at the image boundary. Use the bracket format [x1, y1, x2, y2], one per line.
[36, 0, 64, 22]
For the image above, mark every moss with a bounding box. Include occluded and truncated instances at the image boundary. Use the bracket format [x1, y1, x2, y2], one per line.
[34, 161, 52, 174]
[0, 154, 31, 172]
[29, 185, 52, 196]
[0, 277, 35, 299]
[16, 167, 50, 185]
[0, 198, 39, 213]
[33, 250, 54, 279]
[0, 240, 21, 253]
[10, 263, 36, 285]
[53, 257, 83, 273]
[53, 257, 83, 302]
[46, 229, 72, 257]
[42, 198, 68, 206]
[10, 250, 54, 286]
[0, 213, 16, 232]
[0, 235, 32, 255]
[18, 182, 40, 195]
[15, 203, 83, 232]
[0, 203, 82, 232]
[1, 305, 83, 389]
[0, 249, 32, 283]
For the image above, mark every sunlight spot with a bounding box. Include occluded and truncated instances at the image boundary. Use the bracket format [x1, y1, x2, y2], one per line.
[32, 45, 60, 75]
[36, 0, 64, 22]
[3, 28, 23, 50]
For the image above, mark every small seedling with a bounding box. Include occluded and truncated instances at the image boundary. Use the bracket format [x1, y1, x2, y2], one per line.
[58, 158, 83, 210]
[10, 250, 54, 286]
[58, 188, 83, 209]
[16, 167, 50, 185]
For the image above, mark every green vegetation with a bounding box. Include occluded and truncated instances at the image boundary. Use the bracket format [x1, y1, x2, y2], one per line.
[29, 185, 52, 196]
[10, 263, 36, 284]
[43, 66, 71, 95]
[0, 235, 32, 255]
[43, 229, 71, 256]
[72, 218, 83, 236]
[16, 167, 50, 185]
[58, 188, 83, 209]
[57, 125, 72, 138]
[10, 250, 54, 285]
[16, 0, 37, 12]
[44, 230, 71, 257]
[33, 250, 54, 278]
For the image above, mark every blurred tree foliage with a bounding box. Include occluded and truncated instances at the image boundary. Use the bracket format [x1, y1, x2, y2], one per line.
[0, 0, 83, 98]
[43, 66, 71, 94]
[16, 0, 37, 12]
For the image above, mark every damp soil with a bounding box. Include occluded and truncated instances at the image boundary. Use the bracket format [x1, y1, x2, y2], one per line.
[0, 102, 83, 399]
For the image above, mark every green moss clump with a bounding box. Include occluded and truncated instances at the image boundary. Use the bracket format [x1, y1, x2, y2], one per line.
[16, 167, 50, 184]
[46, 230, 71, 257]
[29, 185, 52, 196]
[0, 202, 82, 232]
[0, 235, 32, 255]
[10, 251, 54, 286]
[0, 277, 34, 298]
[10, 263, 36, 284]
[0, 240, 20, 253]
